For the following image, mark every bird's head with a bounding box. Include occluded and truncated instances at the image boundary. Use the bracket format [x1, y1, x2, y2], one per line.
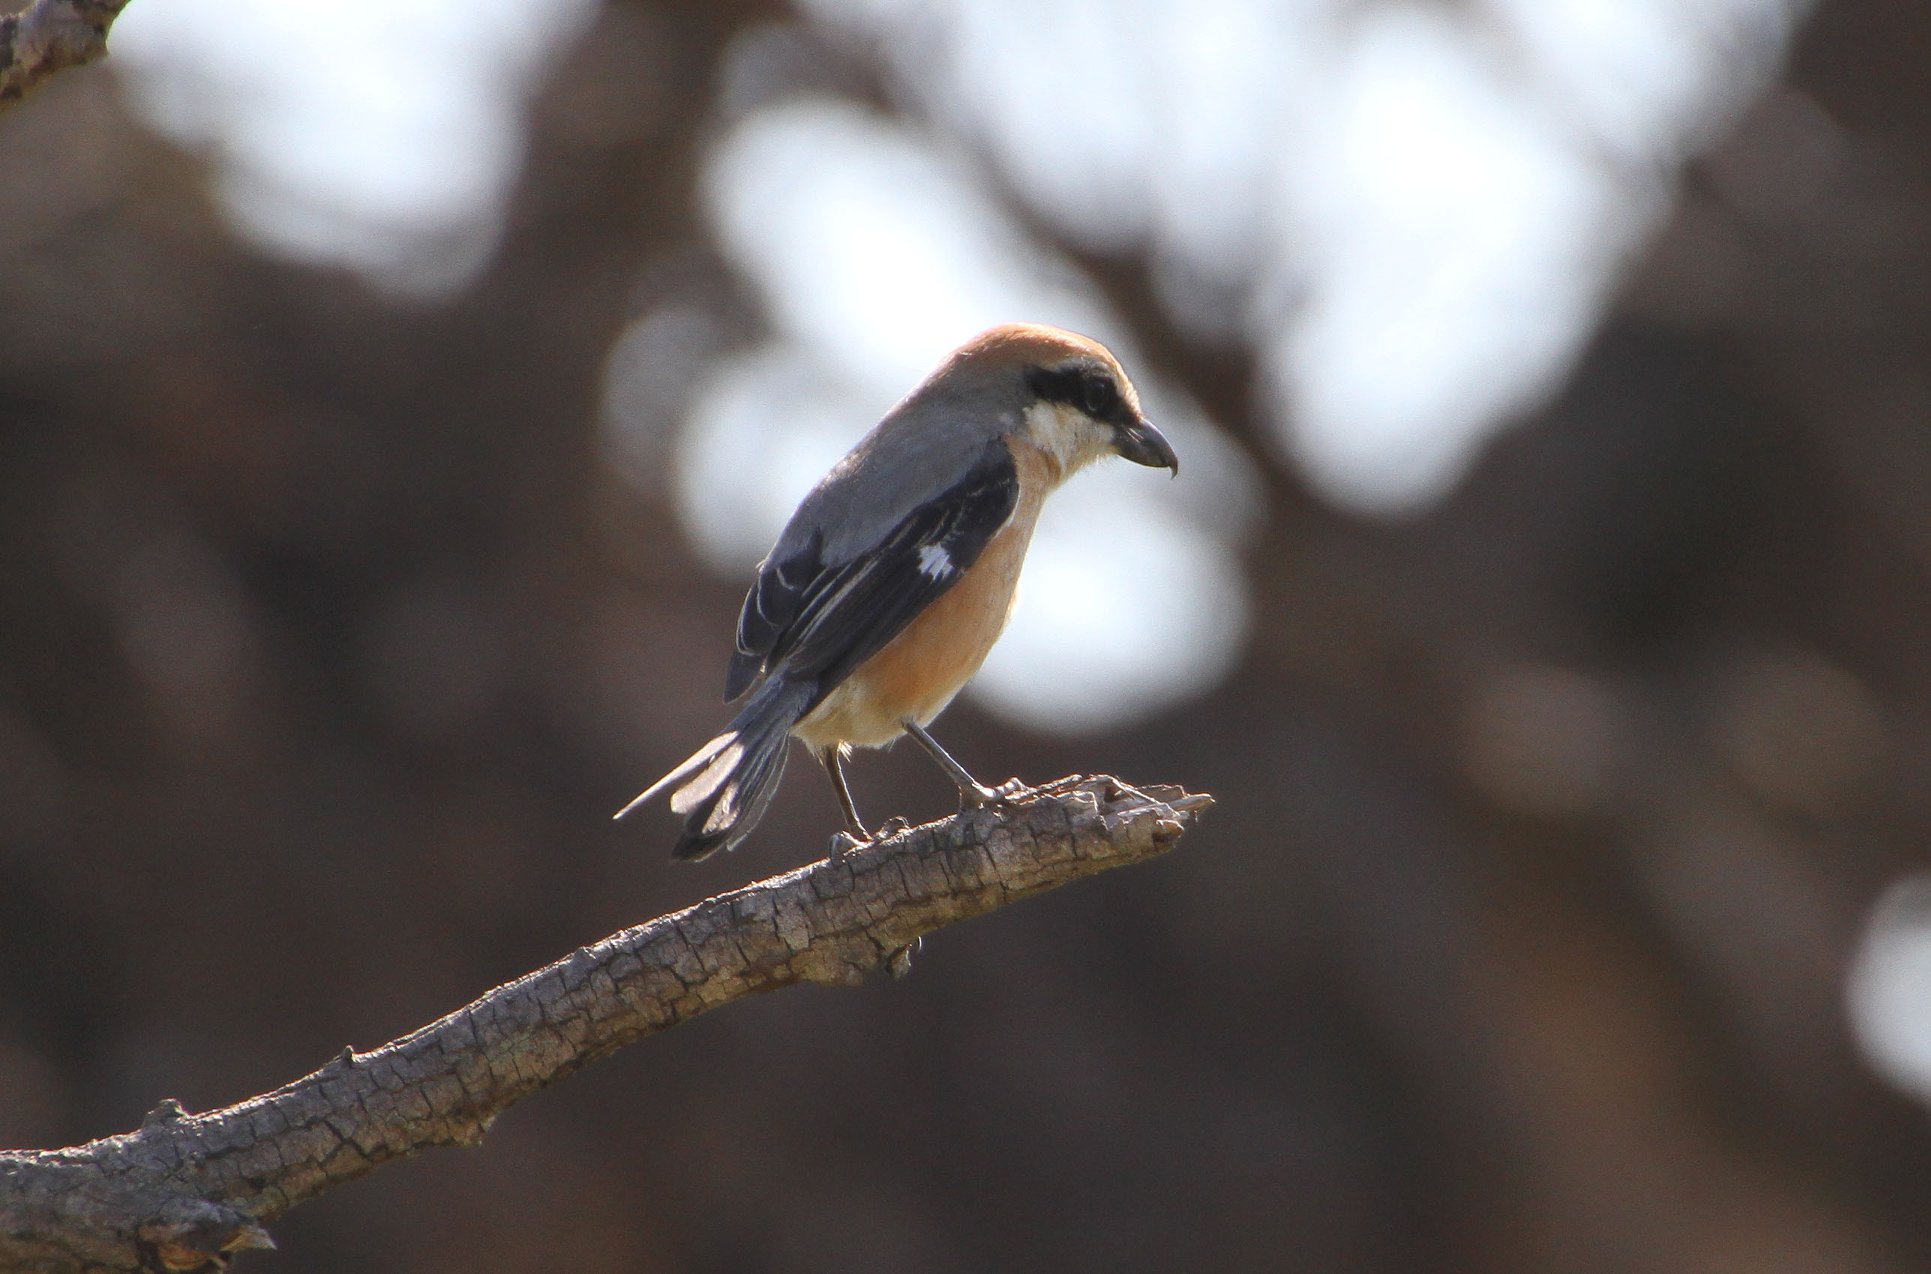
[939, 324, 1179, 481]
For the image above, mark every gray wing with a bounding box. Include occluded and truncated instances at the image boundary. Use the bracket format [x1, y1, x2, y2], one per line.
[725, 435, 1018, 703]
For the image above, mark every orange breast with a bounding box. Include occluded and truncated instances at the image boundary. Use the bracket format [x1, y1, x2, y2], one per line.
[857, 517, 1032, 710]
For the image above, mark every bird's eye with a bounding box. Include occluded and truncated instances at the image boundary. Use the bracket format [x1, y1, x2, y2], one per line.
[1079, 372, 1118, 417]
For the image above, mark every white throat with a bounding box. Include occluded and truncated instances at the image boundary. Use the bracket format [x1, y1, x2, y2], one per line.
[1022, 400, 1113, 483]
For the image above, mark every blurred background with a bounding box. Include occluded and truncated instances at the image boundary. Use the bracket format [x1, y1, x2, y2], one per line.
[5, 0, 1931, 1269]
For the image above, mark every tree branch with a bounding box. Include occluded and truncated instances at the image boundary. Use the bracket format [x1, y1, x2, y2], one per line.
[0, 775, 1211, 1273]
[0, 0, 130, 112]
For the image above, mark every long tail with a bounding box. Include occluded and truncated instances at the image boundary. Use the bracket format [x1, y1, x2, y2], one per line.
[614, 680, 815, 861]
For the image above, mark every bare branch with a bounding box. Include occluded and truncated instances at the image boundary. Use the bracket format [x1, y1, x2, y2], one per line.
[0, 0, 131, 113]
[0, 776, 1211, 1273]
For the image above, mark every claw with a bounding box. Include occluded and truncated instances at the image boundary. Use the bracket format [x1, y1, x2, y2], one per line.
[826, 829, 870, 859]
[960, 777, 1029, 810]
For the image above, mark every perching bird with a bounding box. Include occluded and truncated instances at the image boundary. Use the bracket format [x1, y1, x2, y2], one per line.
[616, 323, 1178, 860]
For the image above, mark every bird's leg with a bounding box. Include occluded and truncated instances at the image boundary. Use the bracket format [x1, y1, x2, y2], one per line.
[901, 720, 1027, 809]
[817, 745, 873, 857]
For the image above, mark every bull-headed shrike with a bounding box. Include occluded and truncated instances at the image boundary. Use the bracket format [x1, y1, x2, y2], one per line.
[618, 323, 1178, 860]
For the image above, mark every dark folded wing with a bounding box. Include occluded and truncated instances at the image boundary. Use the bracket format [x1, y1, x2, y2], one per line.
[724, 437, 1018, 703]
[725, 529, 820, 699]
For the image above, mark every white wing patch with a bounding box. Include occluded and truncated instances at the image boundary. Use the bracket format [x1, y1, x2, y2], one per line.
[917, 544, 953, 579]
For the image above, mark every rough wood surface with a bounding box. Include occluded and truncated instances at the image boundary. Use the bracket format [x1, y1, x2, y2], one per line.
[0, 776, 1210, 1273]
[0, 0, 130, 111]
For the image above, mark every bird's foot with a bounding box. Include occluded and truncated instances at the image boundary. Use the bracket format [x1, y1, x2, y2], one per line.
[958, 777, 1030, 811]
[872, 814, 913, 838]
[826, 829, 872, 860]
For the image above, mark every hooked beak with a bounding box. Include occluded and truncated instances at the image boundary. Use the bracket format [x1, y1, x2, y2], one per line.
[1112, 417, 1179, 475]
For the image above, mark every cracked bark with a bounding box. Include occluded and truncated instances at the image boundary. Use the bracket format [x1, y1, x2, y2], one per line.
[0, 776, 1211, 1274]
[0, 0, 131, 111]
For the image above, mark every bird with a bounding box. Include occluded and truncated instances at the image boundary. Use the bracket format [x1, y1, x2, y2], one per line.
[616, 322, 1179, 860]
